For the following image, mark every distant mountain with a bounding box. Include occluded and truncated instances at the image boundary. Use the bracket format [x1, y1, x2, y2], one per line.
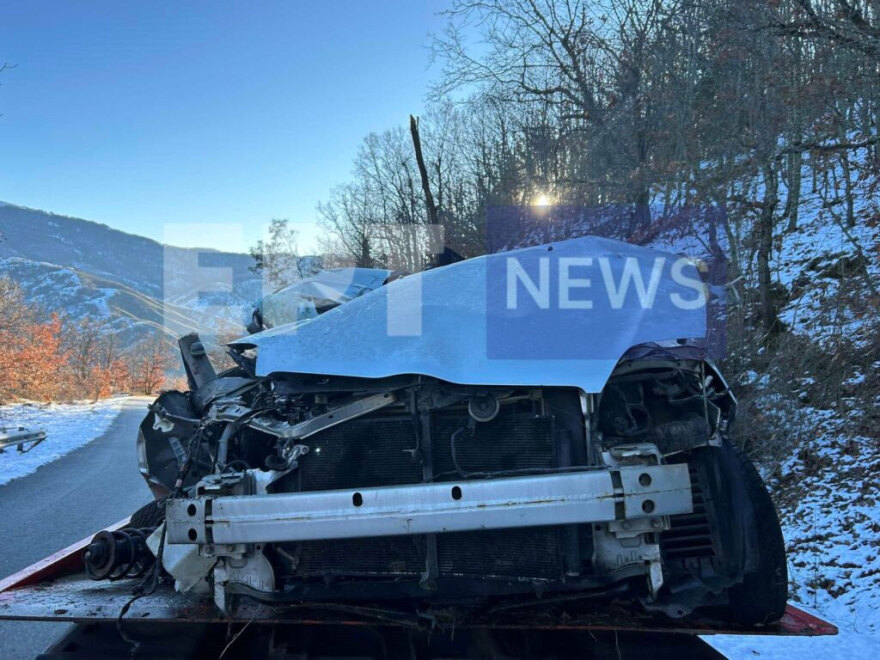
[0, 203, 263, 345]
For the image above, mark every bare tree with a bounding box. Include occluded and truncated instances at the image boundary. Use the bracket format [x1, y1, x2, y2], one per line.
[771, 0, 880, 60]
[249, 219, 313, 290]
[0, 277, 35, 335]
[127, 337, 175, 395]
[318, 183, 377, 268]
[410, 114, 440, 228]
[433, 0, 685, 228]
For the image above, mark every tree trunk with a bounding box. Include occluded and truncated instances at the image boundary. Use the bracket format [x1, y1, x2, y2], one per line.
[756, 162, 780, 332]
[358, 234, 373, 269]
[841, 153, 855, 228]
[409, 115, 439, 227]
[784, 150, 802, 232]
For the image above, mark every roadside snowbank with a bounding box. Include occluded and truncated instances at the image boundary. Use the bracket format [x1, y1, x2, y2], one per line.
[0, 398, 125, 486]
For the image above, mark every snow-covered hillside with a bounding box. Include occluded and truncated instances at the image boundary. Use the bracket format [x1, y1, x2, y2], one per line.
[0, 203, 263, 343]
[492, 150, 879, 655]
[706, 404, 880, 657]
[650, 158, 879, 656]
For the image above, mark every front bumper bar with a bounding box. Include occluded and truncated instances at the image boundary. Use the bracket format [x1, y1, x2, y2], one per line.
[166, 465, 692, 545]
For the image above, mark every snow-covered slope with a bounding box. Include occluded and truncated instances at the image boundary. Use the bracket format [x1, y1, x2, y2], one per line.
[494, 153, 879, 655]
[635, 159, 879, 656]
[706, 404, 880, 657]
[650, 163, 879, 656]
[0, 203, 262, 341]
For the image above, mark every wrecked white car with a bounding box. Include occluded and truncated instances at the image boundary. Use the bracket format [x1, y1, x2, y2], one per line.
[90, 237, 787, 626]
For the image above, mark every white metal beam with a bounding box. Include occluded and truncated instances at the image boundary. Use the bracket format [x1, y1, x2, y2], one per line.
[166, 465, 692, 545]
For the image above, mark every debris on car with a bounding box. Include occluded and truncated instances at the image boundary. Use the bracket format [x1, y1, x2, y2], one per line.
[246, 267, 404, 333]
[96, 237, 788, 627]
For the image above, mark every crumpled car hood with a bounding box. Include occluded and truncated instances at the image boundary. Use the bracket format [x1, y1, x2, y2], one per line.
[233, 236, 707, 393]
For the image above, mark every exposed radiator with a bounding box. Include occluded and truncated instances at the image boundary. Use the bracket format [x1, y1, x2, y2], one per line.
[289, 409, 565, 582]
[661, 464, 717, 567]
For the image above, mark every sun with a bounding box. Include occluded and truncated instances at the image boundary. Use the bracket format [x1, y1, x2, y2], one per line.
[533, 193, 552, 207]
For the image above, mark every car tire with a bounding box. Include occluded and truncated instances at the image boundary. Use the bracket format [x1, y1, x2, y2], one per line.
[129, 498, 166, 529]
[722, 441, 788, 624]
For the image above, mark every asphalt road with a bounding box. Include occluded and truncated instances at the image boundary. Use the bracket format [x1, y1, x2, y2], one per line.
[0, 397, 155, 659]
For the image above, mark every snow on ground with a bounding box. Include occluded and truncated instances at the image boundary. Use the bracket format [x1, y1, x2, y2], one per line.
[705, 405, 880, 659]
[0, 398, 125, 486]
[706, 620, 877, 659]
[706, 156, 880, 658]
[496, 176, 880, 656]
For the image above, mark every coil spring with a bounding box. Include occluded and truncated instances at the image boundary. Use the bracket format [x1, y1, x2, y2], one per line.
[83, 527, 155, 581]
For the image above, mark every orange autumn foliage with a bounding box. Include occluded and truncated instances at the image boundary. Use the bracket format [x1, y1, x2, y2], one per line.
[0, 277, 178, 402]
[0, 315, 70, 402]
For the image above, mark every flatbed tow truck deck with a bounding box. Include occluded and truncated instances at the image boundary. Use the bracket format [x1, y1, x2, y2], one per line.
[0, 521, 837, 659]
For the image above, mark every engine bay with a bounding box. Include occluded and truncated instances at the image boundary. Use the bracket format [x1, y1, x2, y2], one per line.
[78, 333, 787, 626]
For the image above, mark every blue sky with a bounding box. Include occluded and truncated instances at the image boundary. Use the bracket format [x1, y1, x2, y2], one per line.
[0, 1, 449, 252]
